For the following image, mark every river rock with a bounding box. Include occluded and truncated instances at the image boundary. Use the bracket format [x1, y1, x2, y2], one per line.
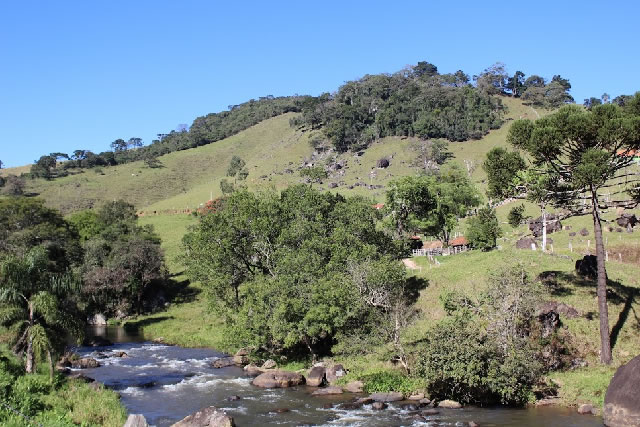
[423, 409, 439, 415]
[408, 393, 425, 401]
[71, 357, 100, 369]
[344, 381, 364, 393]
[438, 399, 462, 409]
[252, 370, 305, 388]
[243, 364, 263, 376]
[261, 359, 277, 369]
[114, 351, 128, 358]
[226, 395, 241, 401]
[326, 364, 346, 384]
[306, 366, 326, 387]
[468, 422, 479, 427]
[578, 403, 596, 415]
[604, 355, 640, 426]
[211, 357, 235, 369]
[232, 349, 250, 366]
[420, 398, 432, 405]
[171, 406, 235, 427]
[372, 401, 387, 410]
[312, 386, 343, 396]
[369, 392, 404, 402]
[68, 372, 95, 383]
[124, 414, 149, 427]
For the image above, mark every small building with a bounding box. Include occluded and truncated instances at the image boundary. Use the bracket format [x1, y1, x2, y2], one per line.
[616, 148, 640, 165]
[448, 236, 470, 254]
[372, 203, 385, 210]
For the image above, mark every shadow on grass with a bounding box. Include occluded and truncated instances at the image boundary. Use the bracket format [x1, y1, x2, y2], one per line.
[539, 269, 640, 350]
[123, 316, 174, 334]
[164, 272, 200, 305]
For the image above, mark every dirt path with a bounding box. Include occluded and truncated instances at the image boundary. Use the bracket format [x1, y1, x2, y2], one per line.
[402, 258, 419, 269]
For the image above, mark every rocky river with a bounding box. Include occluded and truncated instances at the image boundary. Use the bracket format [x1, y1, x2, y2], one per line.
[74, 326, 604, 426]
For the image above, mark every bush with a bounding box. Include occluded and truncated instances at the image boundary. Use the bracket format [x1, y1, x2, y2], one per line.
[508, 204, 526, 227]
[361, 370, 424, 394]
[467, 206, 502, 250]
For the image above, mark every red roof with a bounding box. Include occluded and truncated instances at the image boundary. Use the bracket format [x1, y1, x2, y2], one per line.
[422, 240, 443, 249]
[617, 149, 639, 157]
[409, 235, 421, 240]
[449, 236, 469, 246]
[372, 203, 385, 209]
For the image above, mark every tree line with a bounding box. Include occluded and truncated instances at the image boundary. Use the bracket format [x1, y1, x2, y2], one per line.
[19, 61, 578, 180]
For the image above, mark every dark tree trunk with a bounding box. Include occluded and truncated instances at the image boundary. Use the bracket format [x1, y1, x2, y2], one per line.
[592, 189, 612, 365]
[26, 302, 35, 373]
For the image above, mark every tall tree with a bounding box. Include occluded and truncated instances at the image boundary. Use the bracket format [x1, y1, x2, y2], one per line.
[507, 99, 640, 364]
[385, 176, 437, 237]
[483, 147, 526, 201]
[506, 71, 526, 97]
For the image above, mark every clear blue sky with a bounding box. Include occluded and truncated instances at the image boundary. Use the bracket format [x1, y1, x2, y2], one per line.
[1, 0, 639, 167]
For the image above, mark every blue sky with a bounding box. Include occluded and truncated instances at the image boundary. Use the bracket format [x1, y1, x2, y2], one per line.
[1, 0, 639, 167]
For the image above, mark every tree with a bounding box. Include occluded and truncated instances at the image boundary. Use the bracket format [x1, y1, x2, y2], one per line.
[601, 93, 611, 104]
[483, 147, 526, 200]
[506, 100, 640, 364]
[474, 63, 508, 95]
[410, 139, 451, 174]
[466, 206, 502, 251]
[425, 164, 481, 244]
[110, 139, 128, 152]
[2, 175, 25, 196]
[506, 71, 526, 97]
[0, 159, 3, 169]
[413, 61, 438, 78]
[220, 156, 249, 194]
[30, 155, 56, 180]
[385, 176, 436, 237]
[507, 204, 526, 227]
[584, 97, 602, 109]
[0, 247, 83, 376]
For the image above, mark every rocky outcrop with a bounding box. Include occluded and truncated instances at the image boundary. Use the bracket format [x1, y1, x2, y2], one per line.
[306, 366, 326, 387]
[88, 313, 107, 326]
[539, 301, 579, 319]
[326, 364, 346, 384]
[516, 237, 537, 250]
[616, 214, 638, 231]
[232, 349, 249, 366]
[368, 392, 404, 402]
[438, 399, 462, 409]
[170, 406, 235, 427]
[124, 414, 149, 427]
[71, 357, 100, 369]
[243, 364, 263, 376]
[604, 355, 640, 426]
[252, 370, 305, 388]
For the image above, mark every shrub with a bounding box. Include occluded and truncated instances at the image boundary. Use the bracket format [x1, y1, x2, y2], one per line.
[467, 206, 502, 250]
[507, 204, 526, 227]
[361, 370, 424, 394]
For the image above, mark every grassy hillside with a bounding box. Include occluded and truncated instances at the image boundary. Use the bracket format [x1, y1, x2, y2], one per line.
[6, 96, 540, 214]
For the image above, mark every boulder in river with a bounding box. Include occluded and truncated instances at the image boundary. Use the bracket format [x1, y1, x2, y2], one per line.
[408, 393, 425, 401]
[372, 401, 387, 410]
[170, 406, 235, 427]
[368, 392, 404, 402]
[325, 364, 346, 384]
[312, 386, 343, 396]
[252, 370, 305, 388]
[211, 357, 235, 369]
[261, 359, 277, 370]
[71, 357, 100, 369]
[232, 348, 250, 366]
[344, 380, 364, 393]
[603, 355, 640, 426]
[423, 409, 439, 415]
[87, 313, 107, 326]
[306, 366, 326, 387]
[438, 399, 462, 409]
[243, 364, 263, 376]
[578, 403, 596, 415]
[124, 414, 149, 427]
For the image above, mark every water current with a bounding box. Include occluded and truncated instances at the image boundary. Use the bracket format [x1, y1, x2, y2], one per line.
[74, 326, 604, 426]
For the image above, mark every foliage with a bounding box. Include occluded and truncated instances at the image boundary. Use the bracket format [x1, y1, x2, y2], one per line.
[1, 175, 25, 196]
[182, 185, 411, 359]
[466, 206, 502, 250]
[385, 175, 436, 237]
[77, 201, 168, 317]
[293, 62, 504, 151]
[0, 197, 81, 268]
[414, 264, 544, 406]
[483, 147, 526, 200]
[220, 156, 249, 194]
[0, 247, 84, 374]
[299, 165, 327, 183]
[409, 139, 451, 174]
[507, 204, 526, 227]
[361, 370, 424, 394]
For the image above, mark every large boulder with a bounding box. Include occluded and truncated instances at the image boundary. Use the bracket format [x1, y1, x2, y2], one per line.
[306, 366, 326, 387]
[616, 214, 638, 231]
[232, 349, 249, 366]
[326, 364, 346, 384]
[171, 406, 235, 427]
[438, 399, 462, 409]
[604, 355, 640, 426]
[516, 237, 537, 250]
[576, 255, 600, 280]
[87, 313, 107, 326]
[252, 370, 305, 388]
[312, 386, 343, 396]
[243, 364, 263, 377]
[539, 301, 579, 319]
[124, 414, 149, 427]
[377, 158, 390, 168]
[261, 359, 277, 370]
[211, 357, 235, 369]
[344, 381, 364, 393]
[529, 215, 562, 238]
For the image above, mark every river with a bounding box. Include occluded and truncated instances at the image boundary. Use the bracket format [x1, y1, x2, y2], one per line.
[74, 326, 604, 426]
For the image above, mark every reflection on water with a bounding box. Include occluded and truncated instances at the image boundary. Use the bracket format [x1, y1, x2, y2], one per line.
[75, 327, 604, 427]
